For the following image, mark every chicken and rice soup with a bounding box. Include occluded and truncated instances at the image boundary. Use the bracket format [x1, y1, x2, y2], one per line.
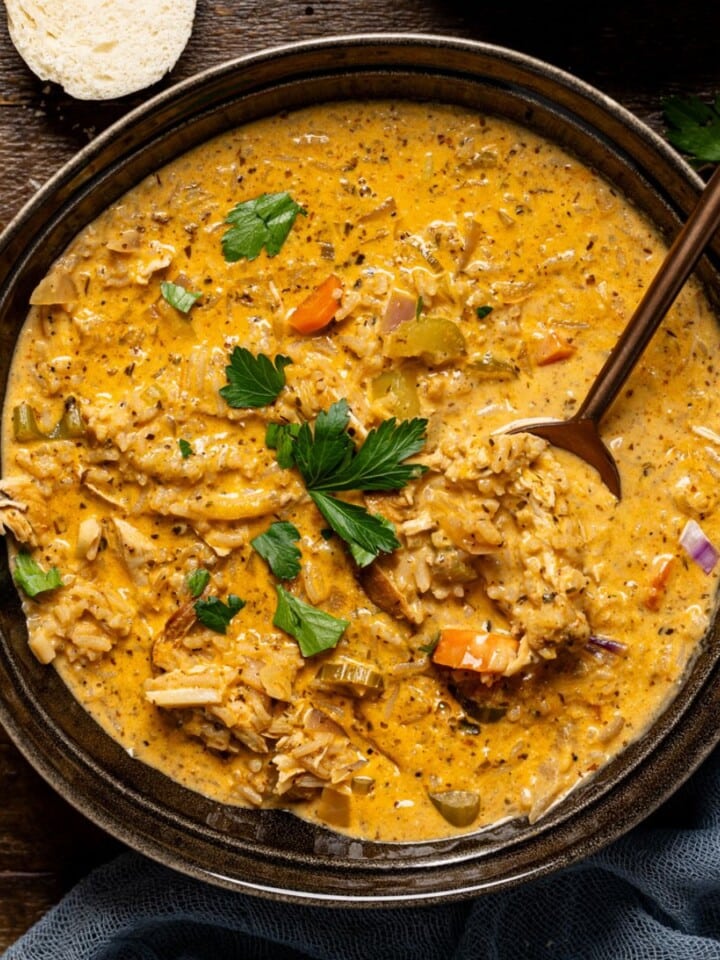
[2, 101, 719, 841]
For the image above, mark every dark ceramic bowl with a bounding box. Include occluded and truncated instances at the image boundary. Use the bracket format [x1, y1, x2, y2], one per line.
[1, 34, 719, 906]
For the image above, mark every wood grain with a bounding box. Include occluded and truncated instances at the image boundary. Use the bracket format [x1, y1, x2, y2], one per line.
[0, 0, 719, 951]
[0, 735, 122, 947]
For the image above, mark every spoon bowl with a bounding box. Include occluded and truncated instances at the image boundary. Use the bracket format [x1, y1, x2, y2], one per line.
[504, 417, 621, 496]
[506, 163, 720, 498]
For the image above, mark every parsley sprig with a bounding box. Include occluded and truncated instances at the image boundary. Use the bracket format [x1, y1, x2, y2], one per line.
[273, 399, 428, 492]
[267, 400, 428, 566]
[186, 568, 211, 598]
[308, 491, 399, 567]
[222, 192, 307, 262]
[273, 585, 349, 657]
[251, 521, 302, 580]
[309, 405, 428, 492]
[290, 401, 354, 488]
[184, 568, 244, 634]
[220, 347, 292, 409]
[663, 93, 720, 164]
[178, 438, 193, 459]
[266, 422, 300, 468]
[13, 552, 62, 598]
[194, 594, 245, 634]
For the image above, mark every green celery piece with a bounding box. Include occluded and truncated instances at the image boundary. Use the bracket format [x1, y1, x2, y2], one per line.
[219, 347, 292, 409]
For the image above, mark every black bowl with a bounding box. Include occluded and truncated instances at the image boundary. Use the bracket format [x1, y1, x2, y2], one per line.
[1, 33, 719, 906]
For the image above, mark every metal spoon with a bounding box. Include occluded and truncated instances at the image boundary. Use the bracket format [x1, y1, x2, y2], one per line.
[506, 163, 720, 499]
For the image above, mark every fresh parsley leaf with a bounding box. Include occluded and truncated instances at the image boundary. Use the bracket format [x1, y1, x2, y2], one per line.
[267, 401, 426, 564]
[186, 568, 211, 598]
[475, 305, 494, 319]
[309, 491, 400, 567]
[160, 280, 201, 314]
[284, 400, 427, 493]
[194, 594, 245, 634]
[663, 94, 720, 163]
[344, 539, 384, 568]
[292, 400, 355, 488]
[415, 295, 424, 319]
[13, 551, 62, 598]
[266, 421, 300, 468]
[251, 521, 302, 579]
[178, 438, 193, 458]
[311, 415, 428, 493]
[222, 192, 307, 262]
[219, 347, 292, 408]
[273, 585, 349, 657]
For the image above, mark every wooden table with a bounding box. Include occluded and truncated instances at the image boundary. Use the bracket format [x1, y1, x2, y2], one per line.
[1, 0, 719, 950]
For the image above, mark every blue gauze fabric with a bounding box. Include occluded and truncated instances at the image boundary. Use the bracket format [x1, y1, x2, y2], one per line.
[6, 745, 720, 960]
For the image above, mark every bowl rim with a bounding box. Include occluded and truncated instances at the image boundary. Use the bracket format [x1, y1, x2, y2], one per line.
[1, 31, 718, 906]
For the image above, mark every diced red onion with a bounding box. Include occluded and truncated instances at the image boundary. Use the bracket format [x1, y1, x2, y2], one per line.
[382, 288, 416, 332]
[679, 519, 719, 574]
[587, 635, 627, 655]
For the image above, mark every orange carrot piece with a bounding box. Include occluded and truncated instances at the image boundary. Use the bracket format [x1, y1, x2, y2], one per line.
[644, 555, 676, 611]
[432, 628, 519, 675]
[534, 330, 576, 366]
[289, 274, 344, 334]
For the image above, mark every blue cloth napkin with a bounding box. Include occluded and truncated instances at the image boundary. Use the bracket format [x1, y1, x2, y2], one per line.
[6, 746, 720, 960]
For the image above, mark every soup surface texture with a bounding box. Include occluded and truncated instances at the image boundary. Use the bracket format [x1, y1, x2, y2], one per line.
[2, 101, 720, 842]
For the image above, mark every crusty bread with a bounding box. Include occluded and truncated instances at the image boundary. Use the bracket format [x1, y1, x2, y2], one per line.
[4, 0, 197, 100]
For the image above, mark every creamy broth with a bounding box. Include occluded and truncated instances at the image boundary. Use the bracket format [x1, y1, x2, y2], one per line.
[2, 101, 720, 842]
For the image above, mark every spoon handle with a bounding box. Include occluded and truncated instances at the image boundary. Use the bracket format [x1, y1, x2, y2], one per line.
[576, 163, 720, 424]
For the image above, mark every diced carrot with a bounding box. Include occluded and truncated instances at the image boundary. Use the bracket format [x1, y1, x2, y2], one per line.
[644, 555, 676, 611]
[289, 274, 344, 334]
[534, 330, 576, 366]
[432, 628, 519, 675]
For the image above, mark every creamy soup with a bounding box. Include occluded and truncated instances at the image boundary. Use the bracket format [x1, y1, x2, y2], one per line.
[2, 101, 720, 842]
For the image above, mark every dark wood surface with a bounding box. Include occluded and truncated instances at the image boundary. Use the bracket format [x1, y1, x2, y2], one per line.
[1, 0, 720, 951]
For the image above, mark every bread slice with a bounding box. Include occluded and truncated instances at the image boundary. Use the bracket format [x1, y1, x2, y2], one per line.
[4, 0, 197, 100]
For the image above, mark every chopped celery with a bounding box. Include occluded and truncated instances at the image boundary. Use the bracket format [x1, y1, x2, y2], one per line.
[49, 397, 85, 439]
[428, 789, 480, 827]
[13, 397, 85, 442]
[469, 354, 518, 380]
[431, 549, 477, 584]
[12, 403, 45, 441]
[385, 316, 466, 365]
[371, 369, 421, 418]
[351, 775, 375, 796]
[316, 660, 384, 698]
